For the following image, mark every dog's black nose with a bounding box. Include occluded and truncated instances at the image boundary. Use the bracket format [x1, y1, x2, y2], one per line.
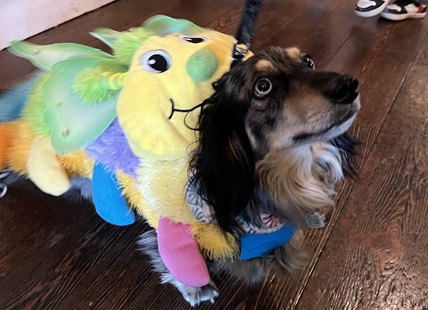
[329, 75, 359, 104]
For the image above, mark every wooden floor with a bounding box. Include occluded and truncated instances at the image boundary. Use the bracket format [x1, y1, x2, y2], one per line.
[1, 0, 428, 309]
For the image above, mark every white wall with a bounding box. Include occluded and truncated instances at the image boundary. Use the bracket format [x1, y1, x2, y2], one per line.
[0, 0, 115, 50]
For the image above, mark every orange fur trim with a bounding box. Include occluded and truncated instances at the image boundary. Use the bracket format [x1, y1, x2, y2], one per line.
[59, 151, 94, 179]
[0, 123, 10, 170]
[6, 121, 34, 174]
[5, 120, 94, 180]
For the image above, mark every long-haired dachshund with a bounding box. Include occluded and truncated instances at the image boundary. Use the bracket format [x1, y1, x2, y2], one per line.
[139, 46, 360, 305]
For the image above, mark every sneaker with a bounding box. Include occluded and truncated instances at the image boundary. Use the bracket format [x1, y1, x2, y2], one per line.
[381, 0, 427, 20]
[355, 0, 391, 17]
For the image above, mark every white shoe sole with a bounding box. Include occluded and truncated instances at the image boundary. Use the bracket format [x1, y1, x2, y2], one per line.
[380, 11, 427, 20]
[354, 0, 391, 17]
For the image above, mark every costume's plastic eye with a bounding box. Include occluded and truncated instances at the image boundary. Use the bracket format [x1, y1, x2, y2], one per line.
[303, 54, 315, 69]
[140, 50, 172, 73]
[179, 35, 207, 44]
[254, 78, 272, 98]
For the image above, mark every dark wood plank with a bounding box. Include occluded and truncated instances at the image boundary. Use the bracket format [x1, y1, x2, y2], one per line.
[296, 26, 428, 310]
[256, 0, 362, 64]
[0, 198, 103, 308]
[0, 179, 65, 257]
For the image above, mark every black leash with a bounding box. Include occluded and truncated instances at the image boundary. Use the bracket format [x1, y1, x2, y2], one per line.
[232, 0, 264, 66]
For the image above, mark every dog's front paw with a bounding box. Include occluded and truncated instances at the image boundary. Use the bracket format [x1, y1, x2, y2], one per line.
[177, 280, 219, 307]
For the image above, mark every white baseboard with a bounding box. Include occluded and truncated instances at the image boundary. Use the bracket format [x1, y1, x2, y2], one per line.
[0, 0, 115, 50]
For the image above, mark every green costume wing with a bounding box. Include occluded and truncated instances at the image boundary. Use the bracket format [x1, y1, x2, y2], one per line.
[9, 41, 113, 71]
[43, 58, 127, 154]
[90, 28, 121, 49]
[141, 15, 209, 37]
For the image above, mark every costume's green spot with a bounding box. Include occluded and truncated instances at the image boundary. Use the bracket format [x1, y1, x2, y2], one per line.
[186, 49, 218, 82]
[9, 41, 113, 71]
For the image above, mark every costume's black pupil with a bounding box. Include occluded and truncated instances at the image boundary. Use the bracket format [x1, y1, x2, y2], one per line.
[185, 37, 204, 43]
[148, 55, 168, 72]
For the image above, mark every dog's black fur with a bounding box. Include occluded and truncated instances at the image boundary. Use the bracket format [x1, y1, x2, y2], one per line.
[189, 73, 258, 233]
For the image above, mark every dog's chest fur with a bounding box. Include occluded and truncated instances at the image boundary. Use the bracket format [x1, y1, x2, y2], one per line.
[255, 141, 344, 225]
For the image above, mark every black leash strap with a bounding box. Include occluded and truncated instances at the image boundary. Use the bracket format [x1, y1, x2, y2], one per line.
[232, 0, 264, 62]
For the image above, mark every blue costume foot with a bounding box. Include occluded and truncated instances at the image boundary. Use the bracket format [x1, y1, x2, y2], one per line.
[92, 162, 135, 226]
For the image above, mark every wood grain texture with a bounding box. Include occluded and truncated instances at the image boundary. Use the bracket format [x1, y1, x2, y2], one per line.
[0, 179, 63, 257]
[1, 0, 428, 309]
[296, 22, 428, 310]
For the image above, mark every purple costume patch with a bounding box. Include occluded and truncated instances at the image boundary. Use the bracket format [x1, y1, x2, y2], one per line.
[85, 118, 140, 177]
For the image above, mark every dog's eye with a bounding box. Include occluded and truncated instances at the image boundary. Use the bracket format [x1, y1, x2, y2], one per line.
[303, 55, 315, 69]
[254, 78, 272, 98]
[179, 35, 207, 44]
[140, 50, 172, 73]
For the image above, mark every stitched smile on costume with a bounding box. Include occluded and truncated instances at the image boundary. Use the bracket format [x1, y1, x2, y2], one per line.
[117, 32, 236, 159]
[168, 98, 204, 120]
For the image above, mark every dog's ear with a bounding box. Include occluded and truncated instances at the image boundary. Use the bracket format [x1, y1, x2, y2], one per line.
[190, 73, 256, 234]
[330, 131, 360, 178]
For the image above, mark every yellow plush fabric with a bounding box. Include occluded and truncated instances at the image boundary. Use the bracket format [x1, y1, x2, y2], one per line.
[191, 222, 239, 260]
[117, 31, 236, 159]
[116, 170, 160, 228]
[116, 29, 241, 258]
[136, 158, 195, 223]
[27, 136, 71, 196]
